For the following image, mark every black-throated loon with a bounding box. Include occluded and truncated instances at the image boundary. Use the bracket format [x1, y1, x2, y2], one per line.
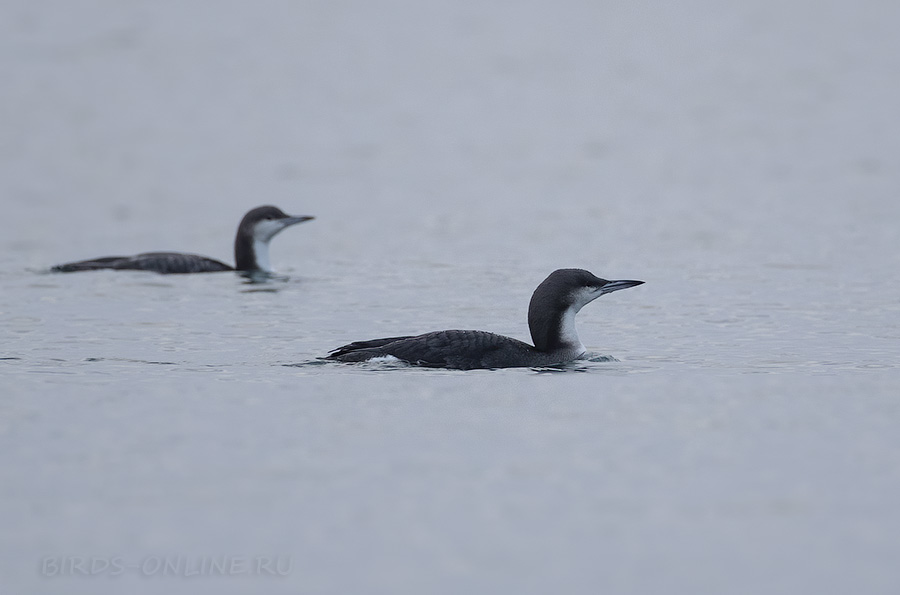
[327, 268, 643, 370]
[52, 205, 313, 274]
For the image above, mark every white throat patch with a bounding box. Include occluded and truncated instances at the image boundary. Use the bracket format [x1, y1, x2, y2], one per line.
[252, 239, 272, 272]
[560, 286, 606, 354]
[250, 219, 289, 272]
[559, 306, 586, 354]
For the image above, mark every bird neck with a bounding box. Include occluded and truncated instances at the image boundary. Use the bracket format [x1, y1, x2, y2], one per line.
[234, 233, 270, 272]
[528, 303, 585, 354]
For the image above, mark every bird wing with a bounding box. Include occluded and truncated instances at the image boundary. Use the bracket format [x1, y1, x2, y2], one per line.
[329, 330, 536, 370]
[327, 336, 417, 359]
[117, 253, 233, 274]
[53, 252, 233, 274]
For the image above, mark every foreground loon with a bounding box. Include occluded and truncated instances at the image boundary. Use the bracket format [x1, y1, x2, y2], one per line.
[52, 205, 313, 274]
[327, 268, 643, 370]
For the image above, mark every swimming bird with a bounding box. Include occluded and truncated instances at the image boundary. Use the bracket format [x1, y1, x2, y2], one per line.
[52, 205, 313, 274]
[327, 268, 643, 369]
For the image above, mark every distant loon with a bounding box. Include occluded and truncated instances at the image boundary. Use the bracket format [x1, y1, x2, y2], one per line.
[52, 205, 313, 274]
[327, 268, 643, 370]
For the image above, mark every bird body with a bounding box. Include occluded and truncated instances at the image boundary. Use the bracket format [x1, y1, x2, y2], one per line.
[327, 269, 643, 370]
[52, 206, 313, 274]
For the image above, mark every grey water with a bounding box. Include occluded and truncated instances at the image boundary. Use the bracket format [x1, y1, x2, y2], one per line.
[3, 1, 900, 594]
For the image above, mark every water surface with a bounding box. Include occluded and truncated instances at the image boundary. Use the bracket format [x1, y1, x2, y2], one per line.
[2, 1, 900, 594]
